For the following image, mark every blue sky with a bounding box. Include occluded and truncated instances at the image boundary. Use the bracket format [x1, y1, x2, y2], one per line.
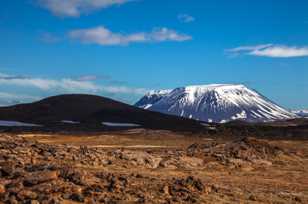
[0, 0, 308, 109]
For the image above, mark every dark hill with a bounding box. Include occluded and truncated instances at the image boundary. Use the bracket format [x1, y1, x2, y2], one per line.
[0, 94, 116, 123]
[0, 94, 206, 131]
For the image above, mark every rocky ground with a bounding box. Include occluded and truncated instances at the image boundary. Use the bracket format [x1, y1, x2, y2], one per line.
[0, 131, 307, 203]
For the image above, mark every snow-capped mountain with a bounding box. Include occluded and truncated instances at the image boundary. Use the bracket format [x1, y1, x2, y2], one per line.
[292, 110, 308, 118]
[134, 89, 172, 109]
[135, 84, 297, 123]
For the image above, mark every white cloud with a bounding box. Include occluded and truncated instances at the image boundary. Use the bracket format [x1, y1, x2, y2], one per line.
[227, 44, 273, 52]
[0, 92, 39, 107]
[77, 75, 98, 81]
[178, 14, 195, 23]
[68, 26, 192, 46]
[38, 0, 133, 17]
[101, 86, 147, 95]
[0, 73, 98, 91]
[59, 78, 101, 91]
[251, 46, 308, 58]
[0, 73, 148, 95]
[0, 92, 37, 100]
[227, 44, 308, 58]
[149, 27, 192, 42]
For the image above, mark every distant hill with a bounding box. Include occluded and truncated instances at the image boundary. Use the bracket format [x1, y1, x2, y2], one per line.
[0, 94, 206, 131]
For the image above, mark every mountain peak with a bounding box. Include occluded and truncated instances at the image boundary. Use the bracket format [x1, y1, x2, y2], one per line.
[146, 89, 172, 96]
[135, 89, 172, 109]
[135, 84, 297, 123]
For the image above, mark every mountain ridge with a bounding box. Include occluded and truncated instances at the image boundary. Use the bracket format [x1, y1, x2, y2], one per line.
[134, 89, 172, 109]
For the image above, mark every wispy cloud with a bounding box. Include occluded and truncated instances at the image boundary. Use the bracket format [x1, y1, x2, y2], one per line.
[227, 44, 308, 58]
[0, 73, 98, 91]
[178, 14, 195, 23]
[251, 46, 308, 58]
[0, 73, 148, 95]
[77, 75, 99, 81]
[38, 0, 134, 17]
[101, 86, 147, 95]
[68, 26, 192, 46]
[0, 92, 40, 107]
[227, 44, 273, 53]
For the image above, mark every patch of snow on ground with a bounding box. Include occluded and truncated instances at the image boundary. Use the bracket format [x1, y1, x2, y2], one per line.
[102, 122, 141, 127]
[201, 123, 210, 127]
[61, 120, 80, 124]
[220, 120, 227, 123]
[0, 120, 42, 127]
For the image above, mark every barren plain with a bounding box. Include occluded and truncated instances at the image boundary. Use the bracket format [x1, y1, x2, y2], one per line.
[0, 129, 307, 203]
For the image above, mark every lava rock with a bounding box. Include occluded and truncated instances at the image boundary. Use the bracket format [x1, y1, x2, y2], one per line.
[23, 171, 58, 186]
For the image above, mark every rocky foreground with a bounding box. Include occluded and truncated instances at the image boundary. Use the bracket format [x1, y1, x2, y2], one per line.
[0, 133, 307, 203]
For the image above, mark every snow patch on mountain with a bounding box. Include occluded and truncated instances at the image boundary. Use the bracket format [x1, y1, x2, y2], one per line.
[135, 84, 297, 123]
[134, 89, 172, 109]
[292, 110, 308, 118]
